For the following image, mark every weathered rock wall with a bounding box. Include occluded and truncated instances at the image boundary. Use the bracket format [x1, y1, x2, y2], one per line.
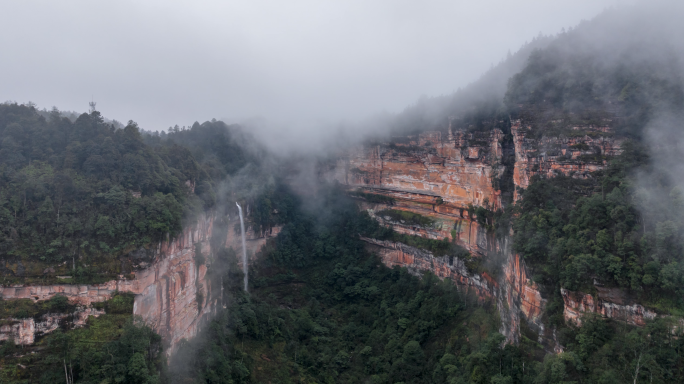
[322, 129, 505, 211]
[561, 287, 657, 326]
[360, 202, 486, 255]
[511, 119, 623, 201]
[361, 234, 561, 351]
[0, 213, 279, 354]
[323, 116, 622, 207]
[496, 243, 562, 352]
[333, 120, 646, 351]
[361, 236, 496, 299]
[0, 307, 105, 345]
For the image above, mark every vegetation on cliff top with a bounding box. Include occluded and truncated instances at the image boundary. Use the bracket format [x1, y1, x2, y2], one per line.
[0, 103, 262, 282]
[513, 140, 684, 318]
[0, 294, 75, 319]
[0, 104, 186, 262]
[504, 8, 684, 139]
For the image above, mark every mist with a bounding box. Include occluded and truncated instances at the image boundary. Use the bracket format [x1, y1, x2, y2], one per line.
[4, 1, 684, 382]
[0, 0, 619, 152]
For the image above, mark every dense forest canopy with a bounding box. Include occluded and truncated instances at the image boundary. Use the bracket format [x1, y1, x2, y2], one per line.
[163, 187, 684, 384]
[0, 103, 262, 282]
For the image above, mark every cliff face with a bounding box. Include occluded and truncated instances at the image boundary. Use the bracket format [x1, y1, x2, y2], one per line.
[0, 213, 279, 354]
[361, 236, 496, 299]
[0, 307, 105, 345]
[322, 128, 505, 211]
[511, 119, 623, 201]
[324, 117, 622, 211]
[499, 246, 551, 348]
[322, 117, 650, 350]
[561, 288, 657, 327]
[361, 234, 560, 351]
[361, 201, 486, 255]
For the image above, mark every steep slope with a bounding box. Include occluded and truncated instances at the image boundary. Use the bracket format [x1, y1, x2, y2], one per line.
[0, 106, 288, 354]
[320, 3, 684, 351]
[320, 115, 624, 349]
[0, 210, 280, 352]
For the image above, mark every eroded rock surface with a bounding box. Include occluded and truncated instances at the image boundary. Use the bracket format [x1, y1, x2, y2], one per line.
[361, 202, 487, 255]
[0, 214, 279, 354]
[325, 121, 648, 351]
[561, 288, 657, 326]
[322, 128, 505, 210]
[361, 236, 496, 299]
[511, 119, 623, 201]
[362, 233, 560, 351]
[0, 307, 105, 345]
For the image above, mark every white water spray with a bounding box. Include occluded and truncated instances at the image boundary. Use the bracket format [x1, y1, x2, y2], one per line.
[236, 202, 248, 292]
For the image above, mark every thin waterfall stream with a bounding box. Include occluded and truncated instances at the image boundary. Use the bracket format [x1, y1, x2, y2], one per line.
[236, 202, 248, 292]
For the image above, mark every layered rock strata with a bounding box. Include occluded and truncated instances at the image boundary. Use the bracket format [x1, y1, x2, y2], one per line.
[361, 236, 496, 299]
[0, 307, 105, 345]
[322, 129, 505, 211]
[511, 119, 623, 201]
[327, 119, 635, 349]
[561, 288, 657, 326]
[361, 202, 486, 255]
[361, 234, 559, 351]
[0, 214, 279, 353]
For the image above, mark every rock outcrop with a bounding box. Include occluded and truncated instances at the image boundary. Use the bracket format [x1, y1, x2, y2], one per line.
[361, 202, 486, 255]
[323, 117, 643, 351]
[361, 236, 496, 299]
[0, 213, 280, 354]
[561, 287, 657, 326]
[499, 246, 549, 346]
[0, 307, 105, 345]
[511, 118, 623, 201]
[322, 128, 505, 211]
[362, 234, 558, 351]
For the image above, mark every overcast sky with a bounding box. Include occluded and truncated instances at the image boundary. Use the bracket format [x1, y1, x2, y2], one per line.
[1, 0, 621, 132]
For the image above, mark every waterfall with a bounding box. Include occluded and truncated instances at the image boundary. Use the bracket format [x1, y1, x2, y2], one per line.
[236, 202, 248, 292]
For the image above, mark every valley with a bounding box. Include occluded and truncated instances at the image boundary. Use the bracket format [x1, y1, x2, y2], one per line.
[2, 3, 684, 383]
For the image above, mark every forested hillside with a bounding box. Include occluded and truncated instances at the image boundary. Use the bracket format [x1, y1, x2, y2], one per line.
[3, 3, 684, 384]
[0, 104, 258, 283]
[503, 5, 684, 315]
[0, 106, 288, 383]
[169, 186, 684, 384]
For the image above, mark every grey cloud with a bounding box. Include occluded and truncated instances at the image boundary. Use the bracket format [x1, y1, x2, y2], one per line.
[1, 0, 616, 138]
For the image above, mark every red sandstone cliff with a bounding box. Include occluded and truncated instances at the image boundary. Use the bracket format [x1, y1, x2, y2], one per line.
[361, 233, 558, 351]
[361, 201, 487, 255]
[320, 118, 646, 350]
[511, 119, 623, 201]
[0, 213, 280, 354]
[561, 287, 657, 327]
[322, 128, 505, 211]
[361, 236, 495, 299]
